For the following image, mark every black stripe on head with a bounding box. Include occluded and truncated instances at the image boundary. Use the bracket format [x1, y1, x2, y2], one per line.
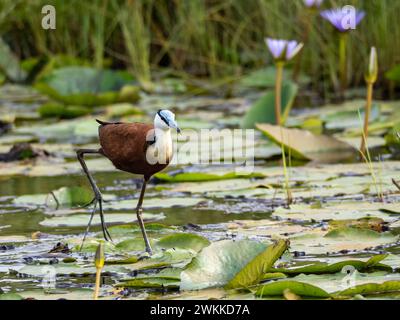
[157, 109, 169, 126]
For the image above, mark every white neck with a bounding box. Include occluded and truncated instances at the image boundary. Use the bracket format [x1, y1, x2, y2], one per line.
[146, 128, 173, 165]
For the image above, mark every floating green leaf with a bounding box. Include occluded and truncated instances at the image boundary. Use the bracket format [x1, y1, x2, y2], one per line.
[156, 233, 210, 252]
[225, 239, 289, 289]
[271, 255, 390, 275]
[0, 293, 24, 300]
[116, 278, 180, 289]
[40, 212, 164, 227]
[38, 103, 91, 119]
[14, 186, 93, 208]
[256, 124, 356, 162]
[105, 256, 139, 265]
[115, 238, 155, 252]
[154, 171, 265, 183]
[103, 223, 174, 239]
[0, 37, 27, 82]
[180, 240, 267, 291]
[256, 281, 331, 298]
[35, 67, 140, 106]
[336, 281, 400, 296]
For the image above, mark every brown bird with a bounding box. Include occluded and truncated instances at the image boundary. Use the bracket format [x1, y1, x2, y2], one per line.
[76, 110, 180, 255]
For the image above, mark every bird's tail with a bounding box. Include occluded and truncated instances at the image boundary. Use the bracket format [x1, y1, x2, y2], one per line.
[96, 119, 109, 126]
[96, 119, 124, 126]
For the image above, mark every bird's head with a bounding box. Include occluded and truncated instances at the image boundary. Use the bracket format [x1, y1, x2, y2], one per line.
[154, 109, 181, 133]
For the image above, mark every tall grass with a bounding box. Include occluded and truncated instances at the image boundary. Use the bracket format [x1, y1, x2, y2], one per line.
[0, 0, 399, 95]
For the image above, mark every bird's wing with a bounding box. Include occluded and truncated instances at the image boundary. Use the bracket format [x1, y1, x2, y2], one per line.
[98, 122, 154, 164]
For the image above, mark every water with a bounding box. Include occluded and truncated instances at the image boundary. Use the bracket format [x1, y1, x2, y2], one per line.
[1, 88, 400, 300]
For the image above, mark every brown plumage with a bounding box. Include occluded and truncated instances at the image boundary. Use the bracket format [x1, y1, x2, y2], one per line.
[97, 120, 169, 180]
[76, 110, 180, 255]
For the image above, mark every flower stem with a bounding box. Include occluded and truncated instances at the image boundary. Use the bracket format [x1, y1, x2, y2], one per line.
[94, 267, 102, 300]
[275, 62, 284, 125]
[360, 81, 374, 155]
[339, 33, 348, 97]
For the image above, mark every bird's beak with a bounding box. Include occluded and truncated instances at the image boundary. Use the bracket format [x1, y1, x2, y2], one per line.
[169, 120, 181, 134]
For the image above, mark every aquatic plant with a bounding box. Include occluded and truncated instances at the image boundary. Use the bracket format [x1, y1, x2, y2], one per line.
[361, 47, 378, 154]
[265, 38, 303, 125]
[320, 8, 365, 94]
[94, 242, 105, 300]
[265, 38, 302, 205]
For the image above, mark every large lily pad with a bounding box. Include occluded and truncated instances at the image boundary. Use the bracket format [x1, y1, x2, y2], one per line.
[39, 212, 164, 227]
[35, 67, 140, 106]
[225, 239, 289, 289]
[180, 240, 267, 291]
[256, 124, 356, 162]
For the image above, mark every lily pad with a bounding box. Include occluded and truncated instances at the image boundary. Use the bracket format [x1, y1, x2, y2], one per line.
[271, 255, 391, 275]
[117, 278, 180, 289]
[105, 103, 143, 117]
[289, 228, 398, 255]
[256, 281, 331, 298]
[256, 124, 356, 162]
[126, 248, 197, 271]
[38, 103, 91, 119]
[39, 212, 164, 227]
[154, 171, 265, 183]
[103, 223, 175, 238]
[0, 37, 26, 82]
[115, 238, 155, 252]
[336, 281, 400, 296]
[180, 240, 268, 291]
[35, 67, 140, 106]
[225, 239, 289, 289]
[104, 197, 204, 210]
[155, 233, 210, 252]
[13, 186, 95, 208]
[0, 293, 24, 300]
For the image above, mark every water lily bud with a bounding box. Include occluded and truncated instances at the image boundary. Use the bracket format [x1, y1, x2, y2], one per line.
[95, 242, 105, 269]
[365, 47, 378, 84]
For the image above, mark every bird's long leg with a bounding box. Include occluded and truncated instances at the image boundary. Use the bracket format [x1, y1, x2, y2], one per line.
[76, 149, 112, 247]
[136, 178, 152, 255]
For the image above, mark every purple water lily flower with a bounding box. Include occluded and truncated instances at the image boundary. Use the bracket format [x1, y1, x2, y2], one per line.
[304, 0, 323, 8]
[265, 38, 304, 62]
[320, 8, 365, 32]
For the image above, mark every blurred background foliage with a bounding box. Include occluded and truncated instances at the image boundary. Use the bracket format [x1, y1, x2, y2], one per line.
[0, 0, 399, 100]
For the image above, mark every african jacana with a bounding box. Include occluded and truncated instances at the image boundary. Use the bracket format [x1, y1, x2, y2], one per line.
[76, 110, 180, 255]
